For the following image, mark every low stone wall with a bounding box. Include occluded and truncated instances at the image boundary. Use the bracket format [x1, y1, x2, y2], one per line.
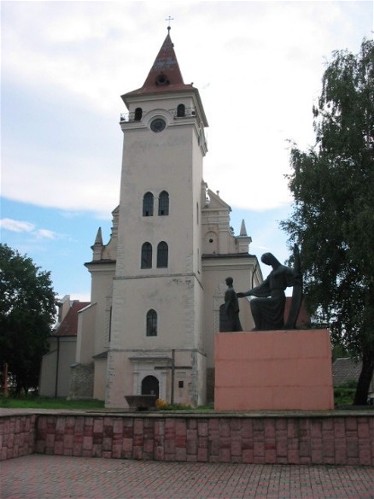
[0, 415, 36, 460]
[1, 412, 373, 465]
[32, 412, 374, 466]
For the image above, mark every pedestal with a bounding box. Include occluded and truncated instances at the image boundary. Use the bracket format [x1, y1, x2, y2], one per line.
[214, 329, 334, 411]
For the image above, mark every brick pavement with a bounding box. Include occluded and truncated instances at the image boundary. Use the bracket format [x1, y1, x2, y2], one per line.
[1, 455, 373, 498]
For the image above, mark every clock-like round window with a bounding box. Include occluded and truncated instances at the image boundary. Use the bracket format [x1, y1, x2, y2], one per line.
[150, 118, 166, 133]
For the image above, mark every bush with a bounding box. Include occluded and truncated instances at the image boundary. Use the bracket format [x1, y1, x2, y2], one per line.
[334, 381, 357, 406]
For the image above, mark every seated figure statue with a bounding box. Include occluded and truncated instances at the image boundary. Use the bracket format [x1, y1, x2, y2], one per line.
[237, 252, 300, 330]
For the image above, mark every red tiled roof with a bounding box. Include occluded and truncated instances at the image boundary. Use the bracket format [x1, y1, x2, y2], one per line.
[122, 32, 193, 99]
[55, 301, 90, 337]
[332, 358, 362, 386]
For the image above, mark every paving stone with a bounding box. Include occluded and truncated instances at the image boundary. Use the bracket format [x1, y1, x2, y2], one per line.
[4, 454, 373, 498]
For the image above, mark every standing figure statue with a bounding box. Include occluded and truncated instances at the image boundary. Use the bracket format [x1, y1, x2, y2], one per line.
[237, 252, 299, 330]
[220, 277, 243, 332]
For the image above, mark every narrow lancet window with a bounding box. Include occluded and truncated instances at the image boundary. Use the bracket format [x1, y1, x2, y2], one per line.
[158, 191, 169, 216]
[134, 107, 143, 121]
[157, 241, 168, 268]
[146, 309, 157, 336]
[177, 104, 185, 117]
[143, 192, 154, 216]
[141, 242, 152, 269]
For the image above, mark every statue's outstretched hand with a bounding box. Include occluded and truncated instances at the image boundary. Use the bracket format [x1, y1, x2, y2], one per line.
[236, 292, 245, 298]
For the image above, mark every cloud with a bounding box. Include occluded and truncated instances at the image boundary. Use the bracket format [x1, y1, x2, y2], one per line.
[0, 218, 62, 240]
[58, 292, 91, 303]
[0, 218, 35, 233]
[35, 229, 60, 240]
[1, 1, 372, 217]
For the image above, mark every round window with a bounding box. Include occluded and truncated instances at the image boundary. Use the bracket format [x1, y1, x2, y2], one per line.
[150, 118, 166, 133]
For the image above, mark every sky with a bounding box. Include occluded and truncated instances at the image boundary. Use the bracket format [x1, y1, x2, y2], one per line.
[1, 0, 373, 301]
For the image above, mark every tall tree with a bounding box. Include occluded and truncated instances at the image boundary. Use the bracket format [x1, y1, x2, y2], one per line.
[0, 244, 56, 394]
[281, 40, 374, 405]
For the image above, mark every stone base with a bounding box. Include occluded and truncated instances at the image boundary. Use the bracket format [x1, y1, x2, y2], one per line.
[214, 329, 334, 411]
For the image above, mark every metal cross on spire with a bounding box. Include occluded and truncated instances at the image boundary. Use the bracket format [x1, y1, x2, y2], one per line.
[165, 16, 174, 32]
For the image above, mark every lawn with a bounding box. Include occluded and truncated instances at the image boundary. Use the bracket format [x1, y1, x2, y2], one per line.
[0, 397, 105, 410]
[0, 386, 358, 411]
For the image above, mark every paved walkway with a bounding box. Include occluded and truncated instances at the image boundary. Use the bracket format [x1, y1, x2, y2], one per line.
[1, 455, 373, 498]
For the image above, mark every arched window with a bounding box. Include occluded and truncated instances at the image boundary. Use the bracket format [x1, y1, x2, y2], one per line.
[143, 192, 154, 216]
[134, 107, 143, 121]
[177, 104, 185, 117]
[141, 242, 152, 269]
[141, 375, 159, 397]
[158, 191, 169, 216]
[157, 241, 168, 268]
[146, 309, 157, 337]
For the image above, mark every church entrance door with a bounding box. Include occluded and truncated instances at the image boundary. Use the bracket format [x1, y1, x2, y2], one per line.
[141, 375, 159, 398]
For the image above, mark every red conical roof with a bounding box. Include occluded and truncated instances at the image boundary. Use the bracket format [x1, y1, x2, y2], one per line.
[122, 32, 194, 100]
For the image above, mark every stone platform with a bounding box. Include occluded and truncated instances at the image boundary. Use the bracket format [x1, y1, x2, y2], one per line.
[215, 329, 334, 411]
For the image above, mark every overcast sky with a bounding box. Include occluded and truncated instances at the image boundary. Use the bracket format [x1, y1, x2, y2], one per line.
[1, 0, 373, 300]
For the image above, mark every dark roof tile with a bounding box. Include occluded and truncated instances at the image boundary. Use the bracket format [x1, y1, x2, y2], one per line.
[55, 301, 90, 337]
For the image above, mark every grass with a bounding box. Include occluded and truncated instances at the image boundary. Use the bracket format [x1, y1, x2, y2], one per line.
[334, 381, 357, 407]
[0, 396, 105, 410]
[0, 388, 359, 411]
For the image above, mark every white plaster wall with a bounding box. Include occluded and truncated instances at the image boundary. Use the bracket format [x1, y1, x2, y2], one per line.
[105, 350, 133, 408]
[93, 357, 107, 400]
[76, 304, 96, 363]
[110, 276, 202, 351]
[40, 337, 77, 397]
[39, 348, 57, 397]
[88, 265, 115, 354]
[202, 257, 258, 367]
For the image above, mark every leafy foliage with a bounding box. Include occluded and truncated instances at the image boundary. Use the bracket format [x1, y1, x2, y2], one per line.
[0, 244, 56, 393]
[333, 381, 357, 407]
[281, 40, 374, 405]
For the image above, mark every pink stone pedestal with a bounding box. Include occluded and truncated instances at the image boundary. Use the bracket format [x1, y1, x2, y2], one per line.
[214, 329, 334, 411]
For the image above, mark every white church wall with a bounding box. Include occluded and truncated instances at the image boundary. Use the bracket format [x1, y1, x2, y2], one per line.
[76, 303, 96, 364]
[202, 258, 257, 368]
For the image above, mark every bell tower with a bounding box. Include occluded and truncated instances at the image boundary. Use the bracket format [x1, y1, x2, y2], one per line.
[106, 31, 208, 407]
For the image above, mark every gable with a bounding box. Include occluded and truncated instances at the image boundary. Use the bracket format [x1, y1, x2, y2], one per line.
[55, 301, 90, 337]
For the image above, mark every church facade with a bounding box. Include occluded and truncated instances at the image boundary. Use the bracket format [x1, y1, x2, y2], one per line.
[65, 32, 262, 408]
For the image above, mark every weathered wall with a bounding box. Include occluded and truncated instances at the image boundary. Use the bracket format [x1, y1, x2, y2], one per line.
[69, 363, 94, 400]
[0, 415, 36, 460]
[2, 412, 373, 465]
[31, 413, 374, 466]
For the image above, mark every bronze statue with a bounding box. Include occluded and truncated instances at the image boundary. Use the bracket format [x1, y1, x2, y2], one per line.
[237, 251, 301, 330]
[220, 277, 243, 332]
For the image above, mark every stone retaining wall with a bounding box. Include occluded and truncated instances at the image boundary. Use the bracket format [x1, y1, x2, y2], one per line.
[1, 412, 373, 465]
[0, 415, 36, 460]
[33, 413, 374, 466]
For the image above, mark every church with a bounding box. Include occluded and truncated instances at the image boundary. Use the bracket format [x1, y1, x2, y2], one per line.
[40, 30, 262, 408]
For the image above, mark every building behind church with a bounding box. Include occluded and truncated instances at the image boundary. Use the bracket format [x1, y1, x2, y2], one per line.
[40, 31, 262, 407]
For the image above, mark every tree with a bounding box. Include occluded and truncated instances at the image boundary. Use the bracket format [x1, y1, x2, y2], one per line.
[0, 244, 56, 394]
[281, 39, 374, 405]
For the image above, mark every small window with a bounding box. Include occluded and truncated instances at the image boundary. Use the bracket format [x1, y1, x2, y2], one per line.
[146, 309, 157, 336]
[141, 242, 152, 269]
[157, 241, 168, 268]
[143, 192, 154, 216]
[177, 104, 185, 117]
[155, 73, 169, 86]
[134, 107, 143, 121]
[158, 191, 169, 216]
